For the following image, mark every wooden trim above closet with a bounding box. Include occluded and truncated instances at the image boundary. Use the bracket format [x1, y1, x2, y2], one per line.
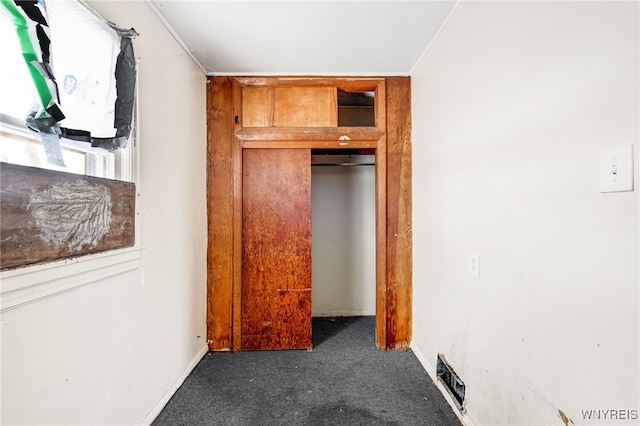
[206, 76, 412, 351]
[241, 140, 378, 150]
[236, 127, 384, 142]
[234, 76, 385, 91]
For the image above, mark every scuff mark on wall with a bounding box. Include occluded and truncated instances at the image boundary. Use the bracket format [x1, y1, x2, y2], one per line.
[29, 180, 112, 251]
[558, 409, 574, 426]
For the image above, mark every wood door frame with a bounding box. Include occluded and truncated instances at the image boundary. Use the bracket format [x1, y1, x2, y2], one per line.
[207, 76, 411, 351]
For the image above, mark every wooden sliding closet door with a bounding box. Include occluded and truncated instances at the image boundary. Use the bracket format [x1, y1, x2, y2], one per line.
[241, 148, 312, 350]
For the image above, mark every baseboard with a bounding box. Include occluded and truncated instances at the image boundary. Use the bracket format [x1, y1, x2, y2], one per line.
[411, 343, 475, 426]
[140, 344, 209, 425]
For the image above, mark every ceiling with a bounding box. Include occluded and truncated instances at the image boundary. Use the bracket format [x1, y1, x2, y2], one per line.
[147, 1, 457, 76]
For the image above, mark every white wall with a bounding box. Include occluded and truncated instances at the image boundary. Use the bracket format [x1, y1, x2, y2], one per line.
[0, 1, 207, 424]
[411, 2, 639, 425]
[311, 165, 376, 316]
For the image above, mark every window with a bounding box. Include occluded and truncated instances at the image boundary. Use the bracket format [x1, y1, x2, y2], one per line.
[0, 119, 127, 180]
[0, 0, 138, 271]
[0, 0, 137, 182]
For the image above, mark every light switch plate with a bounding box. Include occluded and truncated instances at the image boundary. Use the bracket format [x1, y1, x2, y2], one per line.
[600, 145, 634, 193]
[469, 253, 479, 279]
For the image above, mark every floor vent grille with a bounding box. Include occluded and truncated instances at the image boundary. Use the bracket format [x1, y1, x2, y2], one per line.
[436, 353, 466, 411]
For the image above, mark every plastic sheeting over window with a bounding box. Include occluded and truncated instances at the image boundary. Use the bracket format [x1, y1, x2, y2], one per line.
[0, 0, 138, 165]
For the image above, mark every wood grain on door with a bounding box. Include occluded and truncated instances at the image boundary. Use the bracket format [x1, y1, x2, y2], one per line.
[241, 148, 312, 350]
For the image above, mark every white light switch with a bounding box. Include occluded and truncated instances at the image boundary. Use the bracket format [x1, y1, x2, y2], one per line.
[600, 145, 634, 193]
[469, 253, 479, 279]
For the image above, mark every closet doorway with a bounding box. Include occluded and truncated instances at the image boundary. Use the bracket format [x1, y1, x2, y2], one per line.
[311, 151, 376, 320]
[206, 77, 412, 351]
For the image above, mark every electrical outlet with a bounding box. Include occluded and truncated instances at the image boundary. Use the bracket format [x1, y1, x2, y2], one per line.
[469, 253, 479, 278]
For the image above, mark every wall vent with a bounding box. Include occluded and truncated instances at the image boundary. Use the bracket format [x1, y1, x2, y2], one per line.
[436, 353, 466, 411]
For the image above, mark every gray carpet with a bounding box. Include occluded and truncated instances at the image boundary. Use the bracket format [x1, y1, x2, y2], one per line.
[153, 317, 461, 426]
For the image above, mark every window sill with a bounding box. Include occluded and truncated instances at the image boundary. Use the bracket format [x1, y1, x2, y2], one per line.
[0, 246, 142, 312]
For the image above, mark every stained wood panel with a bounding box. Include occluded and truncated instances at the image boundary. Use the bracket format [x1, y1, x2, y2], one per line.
[236, 77, 384, 92]
[385, 77, 412, 349]
[232, 79, 244, 351]
[236, 127, 384, 142]
[207, 76, 234, 350]
[374, 82, 388, 349]
[241, 149, 312, 350]
[242, 86, 274, 127]
[273, 87, 337, 127]
[0, 162, 135, 270]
